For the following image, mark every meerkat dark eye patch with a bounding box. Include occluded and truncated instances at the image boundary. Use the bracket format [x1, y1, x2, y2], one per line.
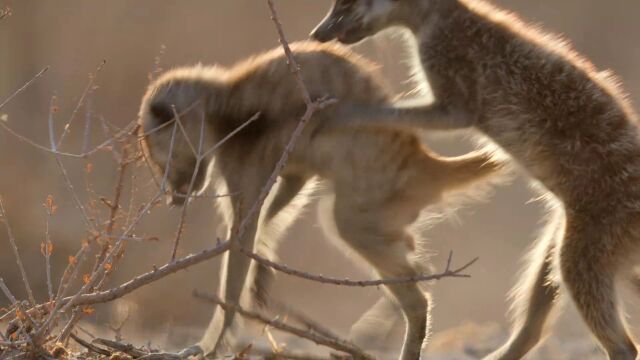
[150, 101, 175, 125]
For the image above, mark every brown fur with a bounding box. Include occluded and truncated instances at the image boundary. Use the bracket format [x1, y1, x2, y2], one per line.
[312, 0, 640, 359]
[138, 41, 504, 358]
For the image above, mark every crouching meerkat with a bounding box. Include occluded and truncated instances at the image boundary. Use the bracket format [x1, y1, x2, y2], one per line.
[138, 41, 505, 359]
[311, 0, 640, 359]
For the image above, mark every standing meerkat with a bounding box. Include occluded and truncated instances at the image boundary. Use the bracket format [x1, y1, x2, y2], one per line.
[311, 0, 640, 359]
[138, 41, 504, 359]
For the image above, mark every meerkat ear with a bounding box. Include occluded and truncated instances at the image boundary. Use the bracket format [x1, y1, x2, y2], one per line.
[149, 101, 175, 125]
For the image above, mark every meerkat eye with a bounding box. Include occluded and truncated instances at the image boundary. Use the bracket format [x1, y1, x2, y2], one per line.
[150, 101, 175, 125]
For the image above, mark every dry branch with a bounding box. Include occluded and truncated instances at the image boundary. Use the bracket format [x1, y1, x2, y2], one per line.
[194, 291, 375, 360]
[70, 333, 111, 356]
[242, 248, 478, 287]
[0, 66, 49, 110]
[57, 60, 106, 148]
[0, 199, 37, 307]
[265, 299, 343, 343]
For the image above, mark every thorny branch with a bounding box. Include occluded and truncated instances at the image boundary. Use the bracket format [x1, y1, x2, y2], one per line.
[194, 291, 376, 360]
[0, 199, 37, 308]
[242, 248, 478, 287]
[0, 66, 49, 110]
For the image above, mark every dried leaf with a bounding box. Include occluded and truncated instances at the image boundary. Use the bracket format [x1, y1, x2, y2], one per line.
[40, 241, 54, 256]
[82, 239, 90, 249]
[82, 306, 95, 315]
[68, 255, 78, 266]
[85, 163, 94, 173]
[15, 308, 24, 320]
[104, 263, 113, 272]
[82, 274, 91, 285]
[44, 195, 57, 215]
[10, 332, 18, 341]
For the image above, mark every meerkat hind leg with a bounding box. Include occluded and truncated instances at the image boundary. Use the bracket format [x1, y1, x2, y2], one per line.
[484, 212, 564, 360]
[559, 222, 636, 360]
[333, 200, 429, 360]
[349, 296, 402, 352]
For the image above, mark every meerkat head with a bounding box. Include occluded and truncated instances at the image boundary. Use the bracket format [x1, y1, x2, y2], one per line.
[138, 69, 225, 206]
[310, 0, 448, 44]
[311, 0, 424, 44]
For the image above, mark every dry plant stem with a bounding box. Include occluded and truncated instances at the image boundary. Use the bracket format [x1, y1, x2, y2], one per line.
[93, 145, 131, 274]
[43, 207, 54, 303]
[0, 340, 29, 347]
[0, 199, 37, 307]
[242, 248, 477, 286]
[232, 0, 333, 243]
[70, 333, 111, 356]
[0, 279, 37, 331]
[49, 122, 178, 336]
[266, 299, 342, 342]
[0, 119, 138, 159]
[93, 338, 147, 358]
[0, 66, 49, 110]
[57, 60, 106, 148]
[193, 292, 376, 360]
[71, 240, 231, 307]
[57, 308, 80, 343]
[37, 246, 88, 340]
[48, 97, 96, 232]
[99, 115, 124, 161]
[52, 246, 86, 309]
[200, 112, 260, 158]
[82, 98, 93, 154]
[2, 240, 232, 334]
[170, 107, 206, 261]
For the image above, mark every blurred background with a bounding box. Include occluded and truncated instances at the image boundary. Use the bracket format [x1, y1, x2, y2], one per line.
[1, 1, 639, 358]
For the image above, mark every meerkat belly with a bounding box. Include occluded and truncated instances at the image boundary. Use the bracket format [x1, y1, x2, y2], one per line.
[307, 129, 425, 207]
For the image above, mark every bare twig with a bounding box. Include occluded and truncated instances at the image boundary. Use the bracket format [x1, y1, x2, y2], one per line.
[265, 298, 342, 343]
[169, 106, 205, 261]
[57, 60, 106, 147]
[193, 291, 375, 360]
[232, 0, 336, 245]
[43, 196, 56, 303]
[70, 333, 111, 356]
[37, 245, 89, 340]
[81, 98, 93, 154]
[0, 66, 49, 110]
[242, 248, 478, 287]
[200, 112, 261, 158]
[0, 278, 37, 334]
[0, 199, 37, 307]
[93, 144, 132, 274]
[48, 97, 96, 232]
[74, 240, 231, 306]
[93, 338, 147, 358]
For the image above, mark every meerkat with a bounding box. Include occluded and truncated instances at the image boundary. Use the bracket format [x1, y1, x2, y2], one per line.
[138, 41, 504, 360]
[310, 1, 640, 359]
